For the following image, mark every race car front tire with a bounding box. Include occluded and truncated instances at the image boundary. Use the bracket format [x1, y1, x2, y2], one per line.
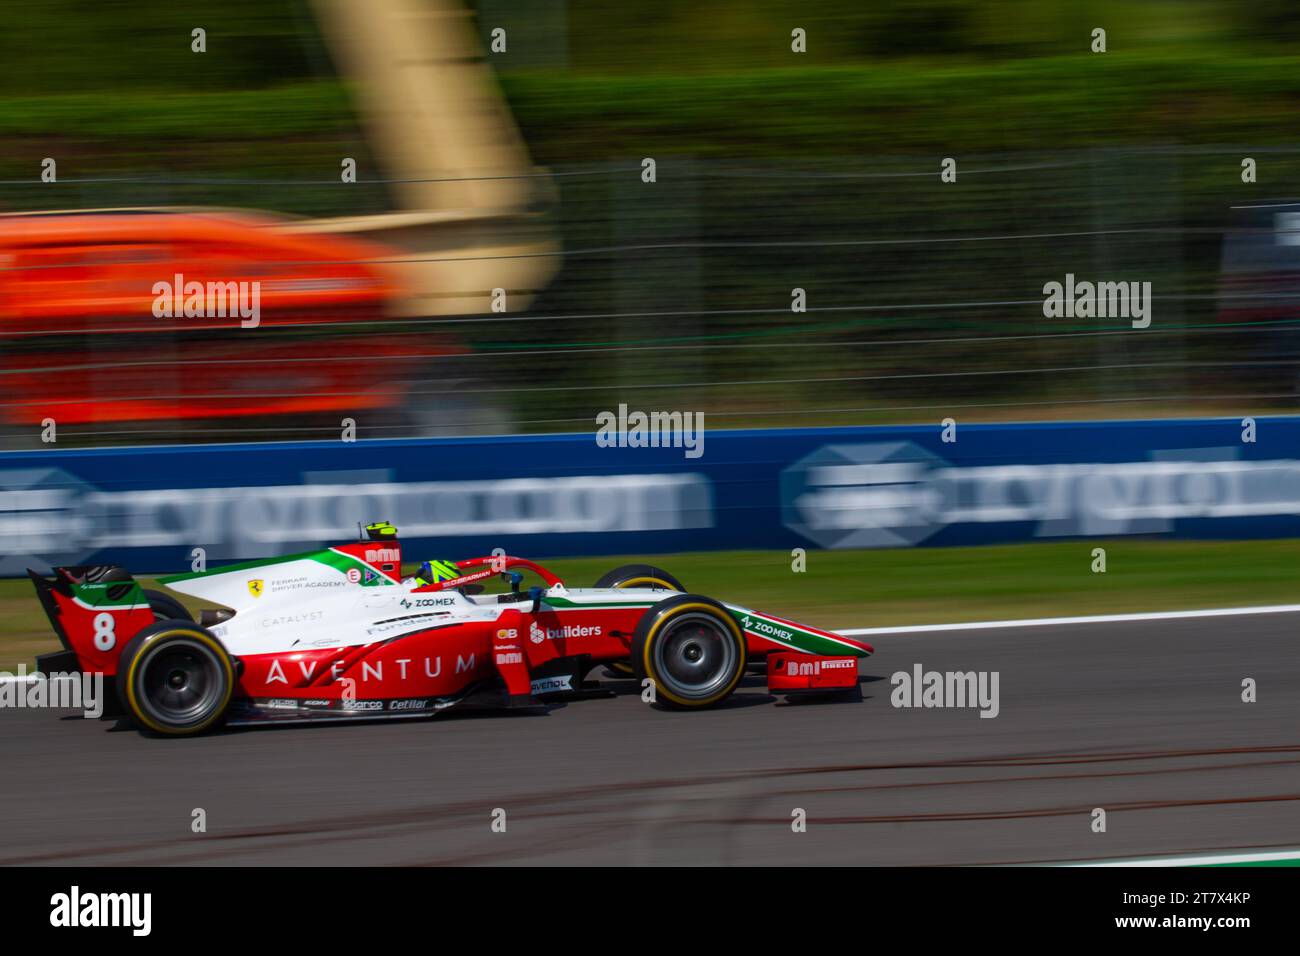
[632, 595, 747, 709]
[116, 621, 235, 736]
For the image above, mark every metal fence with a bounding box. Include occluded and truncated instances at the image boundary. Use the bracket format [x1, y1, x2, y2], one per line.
[3, 149, 1299, 446]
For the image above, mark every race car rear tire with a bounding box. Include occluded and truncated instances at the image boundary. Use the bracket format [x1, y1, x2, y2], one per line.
[632, 594, 747, 709]
[593, 564, 685, 592]
[595, 565, 685, 676]
[116, 621, 235, 736]
[144, 589, 193, 623]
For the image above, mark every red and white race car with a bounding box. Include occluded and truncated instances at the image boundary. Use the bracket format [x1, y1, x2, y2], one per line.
[29, 525, 871, 736]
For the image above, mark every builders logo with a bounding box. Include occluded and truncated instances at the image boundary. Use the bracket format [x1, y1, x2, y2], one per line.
[529, 621, 602, 643]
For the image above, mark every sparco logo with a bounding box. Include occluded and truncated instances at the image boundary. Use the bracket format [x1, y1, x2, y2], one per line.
[529, 621, 603, 643]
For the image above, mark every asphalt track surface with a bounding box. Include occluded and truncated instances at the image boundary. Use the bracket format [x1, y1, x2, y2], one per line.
[1, 609, 1298, 866]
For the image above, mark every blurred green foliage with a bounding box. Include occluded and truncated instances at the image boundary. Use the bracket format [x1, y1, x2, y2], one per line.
[502, 52, 1300, 164]
[3, 0, 1299, 178]
[2, 0, 1300, 439]
[0, 0, 1281, 93]
[0, 0, 324, 92]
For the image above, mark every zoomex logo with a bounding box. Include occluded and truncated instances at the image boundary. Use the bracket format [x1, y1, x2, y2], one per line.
[50, 886, 151, 936]
[399, 596, 455, 610]
[739, 614, 796, 644]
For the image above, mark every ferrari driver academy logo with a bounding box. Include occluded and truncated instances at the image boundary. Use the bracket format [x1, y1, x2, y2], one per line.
[247, 579, 264, 598]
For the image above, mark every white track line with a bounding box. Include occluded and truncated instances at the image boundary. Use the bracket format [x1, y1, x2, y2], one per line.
[5, 605, 1298, 683]
[837, 603, 1300, 637]
[1077, 848, 1300, 867]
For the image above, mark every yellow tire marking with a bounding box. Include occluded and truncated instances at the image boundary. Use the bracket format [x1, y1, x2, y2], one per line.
[608, 575, 679, 677]
[124, 628, 234, 735]
[617, 576, 677, 590]
[642, 602, 746, 707]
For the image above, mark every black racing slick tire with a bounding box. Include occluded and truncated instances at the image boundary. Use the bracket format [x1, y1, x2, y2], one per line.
[116, 621, 235, 736]
[632, 594, 747, 709]
[595, 565, 685, 676]
[144, 589, 193, 623]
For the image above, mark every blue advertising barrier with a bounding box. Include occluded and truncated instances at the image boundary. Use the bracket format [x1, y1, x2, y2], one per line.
[1, 416, 1298, 575]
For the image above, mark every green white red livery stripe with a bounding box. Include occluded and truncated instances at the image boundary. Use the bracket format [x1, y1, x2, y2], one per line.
[544, 593, 865, 657]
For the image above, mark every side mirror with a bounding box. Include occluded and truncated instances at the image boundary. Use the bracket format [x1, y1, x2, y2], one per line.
[528, 586, 544, 615]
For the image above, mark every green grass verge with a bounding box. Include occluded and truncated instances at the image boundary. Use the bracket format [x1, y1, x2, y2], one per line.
[3, 538, 1297, 672]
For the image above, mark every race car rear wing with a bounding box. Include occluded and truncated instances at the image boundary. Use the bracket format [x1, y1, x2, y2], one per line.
[27, 565, 154, 677]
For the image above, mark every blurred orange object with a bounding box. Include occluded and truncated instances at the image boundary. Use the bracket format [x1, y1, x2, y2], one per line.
[0, 208, 466, 429]
[0, 208, 399, 333]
